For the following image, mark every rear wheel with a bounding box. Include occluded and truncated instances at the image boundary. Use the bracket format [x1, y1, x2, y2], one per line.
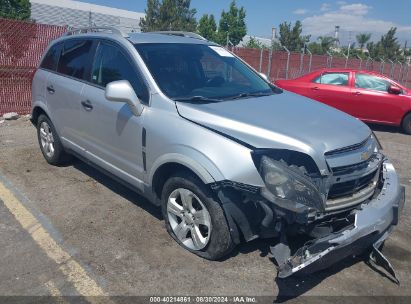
[402, 113, 411, 135]
[37, 114, 71, 165]
[161, 171, 234, 260]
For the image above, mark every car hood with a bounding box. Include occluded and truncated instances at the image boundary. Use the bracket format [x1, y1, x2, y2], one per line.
[175, 91, 371, 170]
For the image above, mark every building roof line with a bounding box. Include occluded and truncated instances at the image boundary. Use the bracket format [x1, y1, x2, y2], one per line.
[31, 0, 145, 20]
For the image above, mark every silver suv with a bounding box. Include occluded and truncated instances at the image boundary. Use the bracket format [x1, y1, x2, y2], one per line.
[32, 28, 405, 278]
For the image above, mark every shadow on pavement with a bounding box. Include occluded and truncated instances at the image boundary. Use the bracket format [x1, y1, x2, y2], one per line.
[72, 158, 163, 221]
[273, 254, 367, 302]
[367, 123, 402, 134]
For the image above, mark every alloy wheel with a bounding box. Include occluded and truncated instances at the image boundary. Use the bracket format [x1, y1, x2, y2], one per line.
[167, 188, 212, 250]
[39, 121, 55, 158]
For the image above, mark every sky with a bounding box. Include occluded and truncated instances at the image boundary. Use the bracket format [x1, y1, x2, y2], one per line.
[84, 0, 411, 45]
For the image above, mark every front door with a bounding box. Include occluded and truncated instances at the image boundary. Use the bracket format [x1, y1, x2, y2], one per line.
[80, 40, 150, 188]
[352, 73, 404, 124]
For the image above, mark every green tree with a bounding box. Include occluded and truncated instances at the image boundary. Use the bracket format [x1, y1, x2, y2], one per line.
[318, 36, 336, 51]
[243, 36, 265, 49]
[356, 33, 371, 50]
[278, 21, 309, 51]
[139, 0, 160, 32]
[140, 0, 197, 32]
[366, 27, 402, 61]
[366, 41, 378, 58]
[0, 0, 31, 20]
[307, 42, 323, 55]
[197, 13, 217, 41]
[216, 0, 246, 46]
[378, 27, 401, 60]
[307, 36, 336, 55]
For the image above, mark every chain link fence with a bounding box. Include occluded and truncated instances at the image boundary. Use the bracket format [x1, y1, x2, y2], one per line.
[231, 47, 411, 88]
[0, 18, 66, 115]
[1, 17, 410, 115]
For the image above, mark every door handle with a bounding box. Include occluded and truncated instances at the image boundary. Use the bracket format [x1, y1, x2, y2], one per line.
[81, 100, 93, 111]
[353, 91, 362, 96]
[46, 85, 55, 94]
[311, 86, 319, 91]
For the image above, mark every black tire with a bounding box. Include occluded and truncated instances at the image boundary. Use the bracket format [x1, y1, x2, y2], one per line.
[36, 114, 71, 165]
[161, 171, 234, 260]
[402, 113, 411, 135]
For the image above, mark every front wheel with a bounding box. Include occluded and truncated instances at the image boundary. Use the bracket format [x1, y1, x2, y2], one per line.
[402, 113, 411, 135]
[161, 172, 234, 260]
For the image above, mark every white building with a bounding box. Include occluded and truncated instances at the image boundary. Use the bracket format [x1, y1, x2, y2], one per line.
[30, 0, 145, 32]
[239, 35, 273, 48]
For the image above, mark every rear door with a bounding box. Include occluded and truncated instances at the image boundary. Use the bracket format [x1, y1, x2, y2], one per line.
[47, 38, 96, 150]
[310, 71, 354, 115]
[36, 42, 63, 115]
[352, 73, 404, 124]
[79, 40, 150, 187]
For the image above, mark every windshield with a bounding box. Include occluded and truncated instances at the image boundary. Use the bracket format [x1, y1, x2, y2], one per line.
[134, 43, 275, 101]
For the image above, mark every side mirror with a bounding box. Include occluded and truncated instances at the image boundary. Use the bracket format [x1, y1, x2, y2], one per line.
[105, 80, 144, 116]
[259, 72, 269, 81]
[388, 85, 401, 95]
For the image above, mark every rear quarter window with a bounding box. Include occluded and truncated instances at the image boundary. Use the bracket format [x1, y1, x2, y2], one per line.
[40, 43, 62, 71]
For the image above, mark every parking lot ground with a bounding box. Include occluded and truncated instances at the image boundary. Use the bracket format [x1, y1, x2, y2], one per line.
[0, 118, 411, 300]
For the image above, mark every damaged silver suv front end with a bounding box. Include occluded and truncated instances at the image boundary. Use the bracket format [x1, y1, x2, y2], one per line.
[217, 134, 405, 280]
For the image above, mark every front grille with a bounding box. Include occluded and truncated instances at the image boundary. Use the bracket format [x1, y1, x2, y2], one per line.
[331, 153, 378, 176]
[325, 136, 370, 156]
[328, 170, 378, 199]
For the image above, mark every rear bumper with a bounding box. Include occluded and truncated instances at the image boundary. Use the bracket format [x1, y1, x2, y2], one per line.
[278, 161, 405, 278]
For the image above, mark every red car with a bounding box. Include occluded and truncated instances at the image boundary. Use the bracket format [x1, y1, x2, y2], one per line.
[275, 69, 411, 134]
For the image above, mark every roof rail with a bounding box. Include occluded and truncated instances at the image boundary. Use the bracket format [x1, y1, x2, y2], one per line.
[150, 31, 207, 41]
[64, 26, 129, 38]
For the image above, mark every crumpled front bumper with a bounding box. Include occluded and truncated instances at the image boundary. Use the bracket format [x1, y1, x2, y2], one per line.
[277, 161, 405, 278]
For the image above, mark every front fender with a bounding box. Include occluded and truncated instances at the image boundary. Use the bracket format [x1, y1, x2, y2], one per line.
[148, 146, 224, 186]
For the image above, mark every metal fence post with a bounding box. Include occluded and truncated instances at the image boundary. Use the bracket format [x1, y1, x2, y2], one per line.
[379, 57, 385, 74]
[327, 51, 333, 68]
[404, 65, 410, 86]
[342, 51, 349, 68]
[388, 59, 395, 78]
[365, 56, 372, 70]
[282, 45, 290, 79]
[306, 48, 312, 72]
[356, 55, 362, 70]
[259, 48, 263, 72]
[299, 49, 304, 76]
[396, 61, 403, 83]
[267, 47, 273, 79]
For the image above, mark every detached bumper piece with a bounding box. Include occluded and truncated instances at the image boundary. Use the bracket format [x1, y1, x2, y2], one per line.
[370, 240, 400, 285]
[271, 162, 405, 281]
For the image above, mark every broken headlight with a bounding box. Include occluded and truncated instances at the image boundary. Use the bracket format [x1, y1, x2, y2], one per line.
[259, 156, 325, 212]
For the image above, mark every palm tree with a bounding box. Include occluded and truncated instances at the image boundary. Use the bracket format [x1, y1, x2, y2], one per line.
[318, 36, 336, 52]
[356, 33, 372, 50]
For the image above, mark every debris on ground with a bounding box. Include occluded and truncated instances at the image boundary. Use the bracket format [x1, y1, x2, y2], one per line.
[22, 114, 32, 121]
[2, 112, 19, 120]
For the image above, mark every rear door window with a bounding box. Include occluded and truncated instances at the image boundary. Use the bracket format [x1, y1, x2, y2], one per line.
[40, 43, 62, 71]
[91, 41, 149, 104]
[313, 72, 349, 86]
[57, 39, 95, 81]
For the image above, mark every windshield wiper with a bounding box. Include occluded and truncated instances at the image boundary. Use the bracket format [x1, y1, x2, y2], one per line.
[173, 96, 224, 103]
[224, 92, 273, 100]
